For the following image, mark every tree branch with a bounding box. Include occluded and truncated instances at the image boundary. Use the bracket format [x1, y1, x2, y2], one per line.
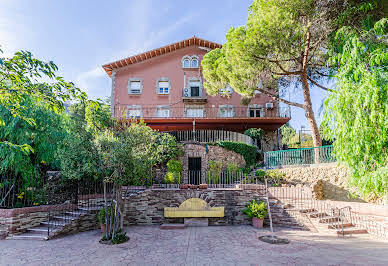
[306, 76, 334, 92]
[255, 88, 305, 108]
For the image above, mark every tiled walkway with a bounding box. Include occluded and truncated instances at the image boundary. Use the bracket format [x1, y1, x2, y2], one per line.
[1, 226, 388, 265]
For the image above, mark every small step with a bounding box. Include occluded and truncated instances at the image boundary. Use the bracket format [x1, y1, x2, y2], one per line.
[41, 221, 68, 226]
[7, 232, 48, 241]
[309, 212, 326, 218]
[328, 222, 353, 229]
[160, 224, 186, 230]
[319, 216, 341, 223]
[300, 208, 316, 214]
[337, 228, 368, 235]
[53, 215, 78, 221]
[27, 226, 60, 233]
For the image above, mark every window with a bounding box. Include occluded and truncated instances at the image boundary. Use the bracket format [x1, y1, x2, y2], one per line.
[182, 55, 199, 68]
[182, 57, 190, 68]
[128, 79, 142, 94]
[219, 85, 233, 97]
[189, 80, 201, 97]
[218, 105, 234, 117]
[127, 105, 142, 118]
[155, 106, 170, 117]
[191, 58, 198, 68]
[249, 107, 264, 117]
[186, 108, 204, 118]
[158, 81, 169, 94]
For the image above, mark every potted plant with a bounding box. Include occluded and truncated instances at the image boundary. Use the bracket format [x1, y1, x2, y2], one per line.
[179, 184, 189, 189]
[97, 207, 112, 233]
[242, 199, 268, 228]
[199, 184, 208, 189]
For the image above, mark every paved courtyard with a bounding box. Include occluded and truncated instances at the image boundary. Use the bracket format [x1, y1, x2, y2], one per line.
[1, 225, 388, 265]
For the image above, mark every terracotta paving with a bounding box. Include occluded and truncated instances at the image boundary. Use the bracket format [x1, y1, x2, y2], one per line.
[1, 225, 388, 265]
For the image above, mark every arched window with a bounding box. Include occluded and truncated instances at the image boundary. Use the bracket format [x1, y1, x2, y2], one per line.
[191, 56, 199, 68]
[182, 56, 190, 68]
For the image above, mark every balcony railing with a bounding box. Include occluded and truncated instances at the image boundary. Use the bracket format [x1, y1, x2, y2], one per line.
[120, 106, 291, 119]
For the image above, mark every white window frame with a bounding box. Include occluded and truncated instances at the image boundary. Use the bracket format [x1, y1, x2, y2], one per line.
[191, 56, 199, 68]
[128, 78, 143, 95]
[247, 104, 264, 118]
[185, 107, 204, 118]
[155, 105, 171, 118]
[182, 56, 191, 68]
[126, 105, 142, 118]
[155, 77, 171, 95]
[187, 77, 202, 97]
[218, 105, 235, 118]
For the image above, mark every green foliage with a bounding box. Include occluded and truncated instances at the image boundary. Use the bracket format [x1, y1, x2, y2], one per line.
[244, 128, 264, 141]
[242, 199, 268, 219]
[0, 50, 91, 150]
[98, 207, 112, 224]
[281, 123, 296, 147]
[165, 159, 183, 184]
[207, 160, 223, 183]
[227, 162, 239, 175]
[265, 169, 286, 185]
[111, 231, 129, 244]
[323, 18, 388, 197]
[96, 121, 182, 186]
[0, 97, 66, 178]
[215, 141, 259, 166]
[255, 169, 266, 182]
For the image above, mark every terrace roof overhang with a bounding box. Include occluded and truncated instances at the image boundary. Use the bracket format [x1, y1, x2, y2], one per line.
[102, 36, 222, 77]
[124, 117, 290, 133]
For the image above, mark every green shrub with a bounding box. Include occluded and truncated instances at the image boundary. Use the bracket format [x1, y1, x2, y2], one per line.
[215, 141, 259, 166]
[207, 160, 223, 183]
[111, 231, 129, 244]
[242, 199, 268, 219]
[164, 159, 182, 184]
[97, 207, 112, 224]
[227, 162, 239, 175]
[266, 169, 286, 185]
[244, 128, 264, 141]
[255, 169, 266, 182]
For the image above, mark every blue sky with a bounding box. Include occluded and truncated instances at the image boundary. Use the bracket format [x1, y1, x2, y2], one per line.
[1, 0, 331, 130]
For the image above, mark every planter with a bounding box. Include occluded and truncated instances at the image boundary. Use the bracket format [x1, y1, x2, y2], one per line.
[179, 184, 189, 189]
[100, 223, 106, 233]
[199, 184, 208, 189]
[189, 185, 199, 189]
[252, 217, 264, 228]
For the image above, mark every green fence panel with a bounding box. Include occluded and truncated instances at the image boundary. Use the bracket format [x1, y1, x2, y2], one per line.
[264, 145, 335, 168]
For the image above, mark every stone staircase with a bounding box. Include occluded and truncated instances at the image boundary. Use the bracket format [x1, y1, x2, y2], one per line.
[6, 207, 100, 241]
[299, 208, 368, 236]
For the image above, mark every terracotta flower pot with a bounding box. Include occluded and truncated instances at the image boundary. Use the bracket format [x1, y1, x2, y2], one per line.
[190, 185, 199, 189]
[199, 184, 208, 189]
[100, 223, 106, 233]
[180, 184, 188, 189]
[252, 217, 264, 228]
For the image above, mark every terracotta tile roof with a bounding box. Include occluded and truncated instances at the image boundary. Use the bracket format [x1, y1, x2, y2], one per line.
[102, 36, 222, 77]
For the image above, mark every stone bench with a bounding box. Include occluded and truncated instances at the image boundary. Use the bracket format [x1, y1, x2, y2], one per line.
[164, 198, 224, 226]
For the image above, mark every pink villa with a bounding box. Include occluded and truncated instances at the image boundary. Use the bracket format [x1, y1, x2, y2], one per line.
[102, 36, 290, 151]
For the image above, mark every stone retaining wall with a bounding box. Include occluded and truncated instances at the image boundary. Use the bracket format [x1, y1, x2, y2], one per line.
[277, 163, 362, 202]
[0, 204, 74, 237]
[123, 189, 305, 228]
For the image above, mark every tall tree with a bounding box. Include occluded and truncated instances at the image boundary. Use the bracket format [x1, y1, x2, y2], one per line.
[0, 49, 91, 151]
[202, 0, 334, 149]
[323, 18, 388, 197]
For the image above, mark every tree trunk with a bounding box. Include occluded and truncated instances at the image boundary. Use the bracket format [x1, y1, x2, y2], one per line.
[301, 75, 322, 163]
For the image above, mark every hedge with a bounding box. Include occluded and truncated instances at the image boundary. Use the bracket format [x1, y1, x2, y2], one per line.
[210, 141, 259, 166]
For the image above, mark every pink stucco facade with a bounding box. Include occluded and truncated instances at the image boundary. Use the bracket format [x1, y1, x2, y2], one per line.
[104, 37, 290, 132]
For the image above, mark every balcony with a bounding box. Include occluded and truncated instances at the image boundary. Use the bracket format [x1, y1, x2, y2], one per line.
[182, 87, 207, 103]
[117, 106, 291, 132]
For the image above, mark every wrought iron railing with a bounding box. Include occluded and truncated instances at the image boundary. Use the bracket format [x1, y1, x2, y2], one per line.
[114, 106, 291, 119]
[165, 130, 255, 145]
[264, 145, 335, 168]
